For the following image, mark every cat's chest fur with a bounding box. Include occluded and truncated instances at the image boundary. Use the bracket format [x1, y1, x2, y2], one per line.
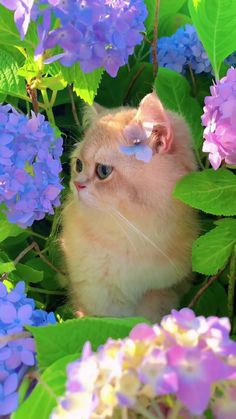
[62, 200, 192, 316]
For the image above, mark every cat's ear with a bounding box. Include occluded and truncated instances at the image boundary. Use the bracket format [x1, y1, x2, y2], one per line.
[135, 92, 173, 153]
[82, 103, 106, 129]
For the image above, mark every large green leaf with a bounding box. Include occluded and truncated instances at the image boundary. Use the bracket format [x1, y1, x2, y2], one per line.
[189, 0, 236, 79]
[13, 354, 79, 419]
[154, 67, 203, 151]
[0, 210, 23, 243]
[144, 0, 186, 34]
[0, 49, 27, 100]
[173, 169, 236, 215]
[27, 316, 147, 370]
[192, 219, 236, 275]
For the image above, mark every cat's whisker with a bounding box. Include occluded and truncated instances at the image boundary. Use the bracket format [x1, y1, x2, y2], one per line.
[108, 211, 138, 253]
[111, 208, 180, 274]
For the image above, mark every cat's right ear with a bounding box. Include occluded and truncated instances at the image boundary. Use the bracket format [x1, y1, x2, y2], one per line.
[135, 92, 173, 153]
[82, 103, 106, 129]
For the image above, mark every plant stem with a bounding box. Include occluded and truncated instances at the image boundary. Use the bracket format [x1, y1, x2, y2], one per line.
[188, 64, 197, 97]
[41, 88, 56, 126]
[68, 84, 80, 128]
[135, 404, 158, 419]
[50, 90, 58, 108]
[152, 0, 160, 78]
[14, 242, 35, 265]
[228, 245, 236, 322]
[188, 268, 224, 309]
[27, 286, 65, 296]
[26, 229, 47, 241]
[0, 331, 32, 345]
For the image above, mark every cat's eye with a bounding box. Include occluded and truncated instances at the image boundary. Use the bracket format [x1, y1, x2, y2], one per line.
[75, 158, 83, 173]
[96, 164, 113, 180]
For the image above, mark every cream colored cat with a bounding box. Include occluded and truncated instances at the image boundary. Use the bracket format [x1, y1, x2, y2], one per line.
[61, 92, 199, 322]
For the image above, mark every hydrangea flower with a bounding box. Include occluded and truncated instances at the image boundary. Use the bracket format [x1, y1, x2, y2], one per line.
[156, 24, 236, 76]
[51, 308, 236, 418]
[157, 24, 212, 75]
[2, 0, 147, 77]
[201, 67, 236, 169]
[41, 0, 148, 77]
[0, 281, 56, 415]
[120, 123, 153, 163]
[0, 105, 63, 227]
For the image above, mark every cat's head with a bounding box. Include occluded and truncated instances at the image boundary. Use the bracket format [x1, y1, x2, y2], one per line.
[70, 92, 195, 219]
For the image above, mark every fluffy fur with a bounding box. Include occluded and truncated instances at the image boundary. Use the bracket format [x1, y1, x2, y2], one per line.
[61, 93, 199, 322]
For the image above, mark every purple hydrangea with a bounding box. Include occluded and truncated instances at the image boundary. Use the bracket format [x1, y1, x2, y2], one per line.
[0, 281, 56, 415]
[157, 24, 212, 75]
[38, 0, 148, 77]
[201, 67, 236, 169]
[51, 308, 236, 418]
[2, 0, 147, 77]
[0, 105, 63, 228]
[120, 122, 153, 163]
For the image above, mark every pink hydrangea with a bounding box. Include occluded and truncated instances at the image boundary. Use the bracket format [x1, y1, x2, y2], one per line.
[51, 308, 236, 418]
[201, 67, 236, 170]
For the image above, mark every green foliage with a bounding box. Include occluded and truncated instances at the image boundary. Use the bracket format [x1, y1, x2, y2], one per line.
[174, 169, 236, 216]
[13, 354, 78, 419]
[0, 211, 23, 243]
[159, 13, 192, 37]
[192, 219, 236, 275]
[0, 49, 28, 100]
[189, 0, 236, 78]
[144, 0, 187, 34]
[154, 67, 203, 150]
[27, 317, 147, 370]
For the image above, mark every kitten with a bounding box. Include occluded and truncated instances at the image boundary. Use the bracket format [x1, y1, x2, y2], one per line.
[61, 92, 199, 322]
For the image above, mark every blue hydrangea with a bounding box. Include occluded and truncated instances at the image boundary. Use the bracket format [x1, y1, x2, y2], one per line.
[157, 24, 212, 75]
[157, 24, 236, 76]
[0, 281, 56, 415]
[0, 105, 63, 228]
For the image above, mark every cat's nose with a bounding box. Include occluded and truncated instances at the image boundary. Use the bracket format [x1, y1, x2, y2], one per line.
[74, 182, 87, 191]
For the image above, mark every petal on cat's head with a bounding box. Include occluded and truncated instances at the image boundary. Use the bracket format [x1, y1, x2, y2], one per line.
[135, 92, 173, 153]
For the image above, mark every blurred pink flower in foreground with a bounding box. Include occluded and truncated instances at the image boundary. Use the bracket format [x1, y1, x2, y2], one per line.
[51, 308, 236, 418]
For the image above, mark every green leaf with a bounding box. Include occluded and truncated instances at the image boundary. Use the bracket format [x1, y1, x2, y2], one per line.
[154, 67, 203, 150]
[0, 49, 27, 100]
[0, 210, 23, 243]
[47, 61, 103, 104]
[189, 0, 236, 79]
[15, 263, 44, 284]
[192, 219, 236, 275]
[37, 76, 67, 91]
[13, 354, 79, 419]
[144, 0, 186, 34]
[0, 5, 37, 51]
[159, 13, 192, 37]
[0, 261, 15, 274]
[27, 316, 148, 370]
[173, 169, 236, 215]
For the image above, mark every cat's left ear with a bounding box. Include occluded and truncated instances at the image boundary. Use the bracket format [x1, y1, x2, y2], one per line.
[135, 92, 173, 153]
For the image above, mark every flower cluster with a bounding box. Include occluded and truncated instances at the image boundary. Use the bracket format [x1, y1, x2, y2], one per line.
[0, 105, 63, 228]
[41, 0, 147, 77]
[201, 67, 236, 169]
[1, 0, 147, 77]
[51, 308, 236, 418]
[157, 24, 212, 75]
[0, 281, 56, 415]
